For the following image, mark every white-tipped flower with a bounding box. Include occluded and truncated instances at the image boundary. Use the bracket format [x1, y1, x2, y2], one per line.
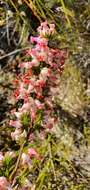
[5, 151, 15, 159]
[21, 153, 30, 165]
[11, 128, 21, 141]
[39, 67, 51, 82]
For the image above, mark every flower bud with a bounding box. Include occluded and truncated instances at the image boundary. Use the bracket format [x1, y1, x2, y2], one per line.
[21, 153, 30, 165]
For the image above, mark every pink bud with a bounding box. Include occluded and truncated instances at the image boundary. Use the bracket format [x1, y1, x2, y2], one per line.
[28, 148, 38, 157]
[28, 148, 41, 160]
[30, 36, 39, 43]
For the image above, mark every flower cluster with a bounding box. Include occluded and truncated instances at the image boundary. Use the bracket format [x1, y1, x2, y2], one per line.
[10, 21, 66, 142]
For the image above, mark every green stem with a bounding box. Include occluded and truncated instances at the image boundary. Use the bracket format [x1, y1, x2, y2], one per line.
[9, 141, 25, 183]
[60, 0, 72, 28]
[0, 46, 31, 60]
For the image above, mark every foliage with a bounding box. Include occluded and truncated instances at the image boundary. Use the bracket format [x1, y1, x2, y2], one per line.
[55, 61, 88, 117]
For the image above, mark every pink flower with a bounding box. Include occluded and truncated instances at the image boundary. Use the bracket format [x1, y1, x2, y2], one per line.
[11, 128, 21, 141]
[30, 36, 40, 43]
[35, 38, 48, 49]
[14, 82, 27, 99]
[35, 79, 45, 88]
[37, 21, 55, 36]
[21, 59, 39, 69]
[28, 148, 41, 160]
[30, 59, 40, 67]
[19, 102, 30, 112]
[36, 51, 47, 62]
[34, 79, 45, 97]
[27, 83, 34, 93]
[39, 67, 51, 81]
[9, 120, 22, 128]
[20, 62, 31, 69]
[28, 133, 34, 142]
[13, 89, 20, 99]
[30, 48, 37, 57]
[37, 21, 49, 36]
[0, 176, 8, 190]
[35, 99, 44, 109]
[41, 21, 48, 27]
[47, 49, 66, 72]
[34, 88, 43, 99]
[19, 83, 26, 93]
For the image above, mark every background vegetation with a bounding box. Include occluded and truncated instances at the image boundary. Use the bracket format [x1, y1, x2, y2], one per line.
[0, 0, 90, 189]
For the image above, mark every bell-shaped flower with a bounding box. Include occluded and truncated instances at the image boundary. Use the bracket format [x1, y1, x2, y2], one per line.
[9, 120, 22, 128]
[39, 67, 51, 82]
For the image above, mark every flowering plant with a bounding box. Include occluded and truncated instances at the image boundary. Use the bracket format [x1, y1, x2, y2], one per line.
[0, 21, 67, 189]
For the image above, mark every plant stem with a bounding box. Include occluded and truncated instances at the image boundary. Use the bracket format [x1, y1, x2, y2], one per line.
[0, 46, 31, 60]
[9, 141, 25, 183]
